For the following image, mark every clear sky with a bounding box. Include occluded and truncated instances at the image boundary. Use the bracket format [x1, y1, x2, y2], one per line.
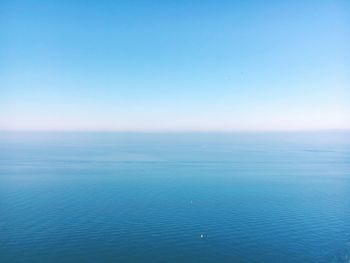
[0, 0, 349, 131]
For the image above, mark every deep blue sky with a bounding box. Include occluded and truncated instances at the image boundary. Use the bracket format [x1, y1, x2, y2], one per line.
[1, 0, 349, 131]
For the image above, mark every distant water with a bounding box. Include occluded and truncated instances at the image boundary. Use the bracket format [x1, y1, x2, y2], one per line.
[0, 132, 349, 263]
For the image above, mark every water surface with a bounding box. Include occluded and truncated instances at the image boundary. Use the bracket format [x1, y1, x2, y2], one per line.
[0, 132, 349, 262]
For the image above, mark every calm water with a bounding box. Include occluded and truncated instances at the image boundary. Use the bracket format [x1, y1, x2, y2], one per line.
[0, 132, 349, 262]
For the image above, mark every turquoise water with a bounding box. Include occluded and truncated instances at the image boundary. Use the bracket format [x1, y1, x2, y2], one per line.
[0, 132, 349, 262]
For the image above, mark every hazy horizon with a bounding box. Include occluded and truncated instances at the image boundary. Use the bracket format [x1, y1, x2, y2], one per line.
[1, 128, 350, 133]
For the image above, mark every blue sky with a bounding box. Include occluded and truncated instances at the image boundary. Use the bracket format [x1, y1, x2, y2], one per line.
[1, 0, 349, 131]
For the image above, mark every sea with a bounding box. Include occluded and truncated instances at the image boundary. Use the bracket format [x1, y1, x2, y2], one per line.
[0, 131, 349, 262]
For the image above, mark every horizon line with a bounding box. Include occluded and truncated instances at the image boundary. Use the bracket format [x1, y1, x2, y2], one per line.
[0, 128, 349, 133]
